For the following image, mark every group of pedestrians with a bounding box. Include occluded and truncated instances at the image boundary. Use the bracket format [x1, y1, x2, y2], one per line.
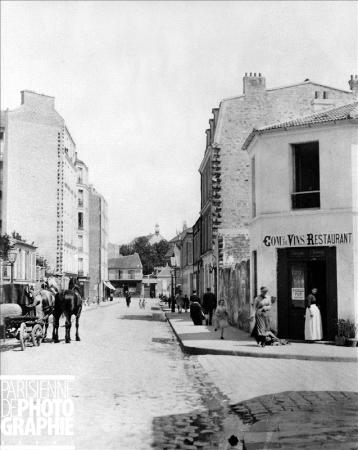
[170, 284, 323, 344]
[175, 287, 230, 340]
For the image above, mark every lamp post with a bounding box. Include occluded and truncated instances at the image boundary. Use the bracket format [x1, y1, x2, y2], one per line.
[170, 256, 178, 313]
[7, 251, 17, 284]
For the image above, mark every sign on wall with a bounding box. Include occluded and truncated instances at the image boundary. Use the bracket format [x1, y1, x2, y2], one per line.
[291, 263, 305, 307]
[291, 288, 305, 300]
[263, 232, 352, 247]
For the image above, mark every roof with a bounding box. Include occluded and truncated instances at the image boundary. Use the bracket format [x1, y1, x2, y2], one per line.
[222, 78, 351, 103]
[242, 101, 358, 151]
[108, 253, 142, 269]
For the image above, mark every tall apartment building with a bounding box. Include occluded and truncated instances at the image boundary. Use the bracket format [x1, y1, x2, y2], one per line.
[89, 185, 108, 301]
[75, 159, 90, 298]
[199, 74, 356, 328]
[1, 91, 80, 286]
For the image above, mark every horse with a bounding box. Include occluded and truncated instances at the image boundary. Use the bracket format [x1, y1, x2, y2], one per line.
[33, 288, 56, 340]
[52, 285, 83, 344]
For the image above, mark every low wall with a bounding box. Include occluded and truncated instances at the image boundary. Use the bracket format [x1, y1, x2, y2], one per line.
[219, 260, 250, 331]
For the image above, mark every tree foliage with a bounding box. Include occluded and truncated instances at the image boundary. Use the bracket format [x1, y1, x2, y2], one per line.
[119, 237, 170, 275]
[0, 233, 12, 259]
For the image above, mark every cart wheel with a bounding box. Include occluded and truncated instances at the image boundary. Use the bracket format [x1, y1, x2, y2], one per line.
[31, 324, 43, 347]
[19, 322, 26, 351]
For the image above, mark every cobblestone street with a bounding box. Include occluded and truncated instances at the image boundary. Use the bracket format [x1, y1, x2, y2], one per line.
[2, 300, 358, 449]
[1, 300, 243, 450]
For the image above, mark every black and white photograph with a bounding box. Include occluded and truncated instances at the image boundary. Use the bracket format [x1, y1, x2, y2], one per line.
[0, 1, 357, 449]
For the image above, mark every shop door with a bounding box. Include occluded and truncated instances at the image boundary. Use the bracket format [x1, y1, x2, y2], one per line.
[277, 247, 337, 340]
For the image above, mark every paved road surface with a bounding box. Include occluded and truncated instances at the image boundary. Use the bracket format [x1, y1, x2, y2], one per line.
[1, 300, 241, 450]
[2, 299, 358, 449]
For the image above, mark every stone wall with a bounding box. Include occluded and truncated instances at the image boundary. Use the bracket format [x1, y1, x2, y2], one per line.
[219, 259, 250, 331]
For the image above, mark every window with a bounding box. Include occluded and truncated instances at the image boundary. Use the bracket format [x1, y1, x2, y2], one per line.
[78, 189, 83, 207]
[78, 235, 83, 251]
[78, 258, 84, 275]
[292, 142, 320, 209]
[323, 91, 328, 99]
[128, 270, 135, 279]
[77, 167, 83, 184]
[314, 91, 320, 99]
[251, 156, 256, 217]
[78, 212, 84, 229]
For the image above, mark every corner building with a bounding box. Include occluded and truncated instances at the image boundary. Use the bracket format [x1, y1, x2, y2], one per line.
[244, 101, 358, 340]
[202, 73, 356, 329]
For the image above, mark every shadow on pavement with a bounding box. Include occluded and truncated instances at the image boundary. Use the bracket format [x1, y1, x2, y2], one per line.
[118, 315, 153, 321]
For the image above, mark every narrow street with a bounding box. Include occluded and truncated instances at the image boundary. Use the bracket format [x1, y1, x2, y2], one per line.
[1, 300, 242, 450]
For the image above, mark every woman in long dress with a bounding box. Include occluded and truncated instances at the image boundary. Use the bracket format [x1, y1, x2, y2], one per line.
[304, 288, 323, 340]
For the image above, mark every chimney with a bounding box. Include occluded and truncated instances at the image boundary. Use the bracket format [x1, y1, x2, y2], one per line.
[21, 90, 55, 110]
[243, 72, 266, 95]
[348, 75, 358, 99]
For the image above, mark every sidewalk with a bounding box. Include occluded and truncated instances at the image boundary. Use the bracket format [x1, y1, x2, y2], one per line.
[164, 308, 358, 363]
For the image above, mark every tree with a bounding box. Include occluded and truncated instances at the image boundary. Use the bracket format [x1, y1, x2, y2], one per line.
[152, 240, 170, 268]
[118, 236, 170, 275]
[0, 233, 12, 259]
[119, 244, 133, 256]
[132, 236, 155, 275]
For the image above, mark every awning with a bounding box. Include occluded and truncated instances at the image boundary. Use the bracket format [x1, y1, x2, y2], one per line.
[104, 281, 116, 290]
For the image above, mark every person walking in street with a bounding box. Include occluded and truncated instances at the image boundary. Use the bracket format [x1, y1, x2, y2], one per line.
[190, 290, 200, 304]
[183, 294, 189, 313]
[125, 292, 131, 308]
[304, 288, 323, 341]
[176, 290, 184, 313]
[202, 287, 217, 326]
[190, 297, 205, 325]
[214, 299, 229, 339]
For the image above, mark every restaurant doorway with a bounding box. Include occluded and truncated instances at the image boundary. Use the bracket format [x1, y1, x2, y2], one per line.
[277, 247, 337, 340]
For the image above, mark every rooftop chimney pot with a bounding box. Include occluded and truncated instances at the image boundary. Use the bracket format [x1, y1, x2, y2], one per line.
[243, 72, 266, 95]
[348, 74, 358, 99]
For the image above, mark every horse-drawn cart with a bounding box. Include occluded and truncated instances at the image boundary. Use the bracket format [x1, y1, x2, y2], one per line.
[1, 303, 44, 350]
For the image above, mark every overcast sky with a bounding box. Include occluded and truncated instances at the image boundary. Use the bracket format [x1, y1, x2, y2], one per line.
[1, 1, 357, 243]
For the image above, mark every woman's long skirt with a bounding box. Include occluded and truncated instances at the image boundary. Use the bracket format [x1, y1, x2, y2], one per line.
[304, 304, 323, 340]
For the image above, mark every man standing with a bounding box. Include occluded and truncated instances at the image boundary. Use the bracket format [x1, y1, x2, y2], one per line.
[202, 287, 217, 326]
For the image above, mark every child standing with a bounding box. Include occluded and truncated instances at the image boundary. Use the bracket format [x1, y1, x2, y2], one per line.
[214, 299, 229, 339]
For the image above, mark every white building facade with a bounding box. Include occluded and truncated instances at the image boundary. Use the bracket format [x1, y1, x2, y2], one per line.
[1, 91, 85, 287]
[75, 159, 90, 298]
[245, 102, 358, 340]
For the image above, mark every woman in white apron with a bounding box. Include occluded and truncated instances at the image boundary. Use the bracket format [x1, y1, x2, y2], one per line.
[304, 288, 323, 340]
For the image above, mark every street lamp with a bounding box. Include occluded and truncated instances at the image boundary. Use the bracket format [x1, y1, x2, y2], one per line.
[7, 251, 17, 284]
[170, 256, 178, 313]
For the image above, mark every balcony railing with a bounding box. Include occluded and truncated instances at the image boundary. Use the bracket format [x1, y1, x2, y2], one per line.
[78, 199, 84, 207]
[292, 191, 320, 209]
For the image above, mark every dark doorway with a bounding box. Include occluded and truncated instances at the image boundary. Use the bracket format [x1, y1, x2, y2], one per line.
[277, 247, 337, 340]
